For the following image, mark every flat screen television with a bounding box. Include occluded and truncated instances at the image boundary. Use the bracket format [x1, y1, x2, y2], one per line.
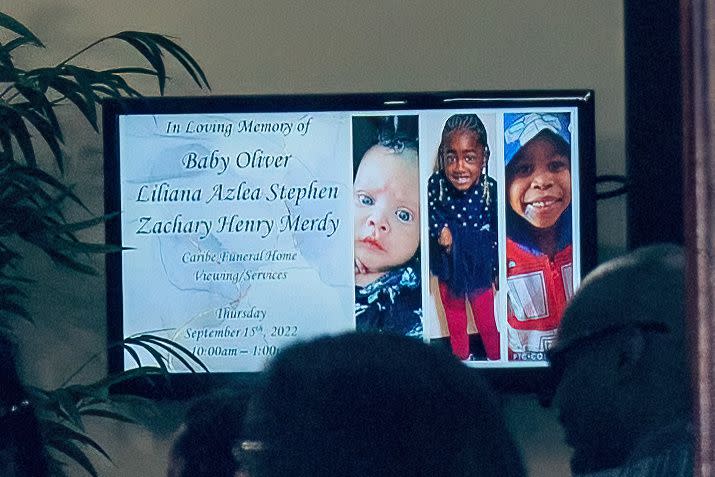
[104, 90, 596, 393]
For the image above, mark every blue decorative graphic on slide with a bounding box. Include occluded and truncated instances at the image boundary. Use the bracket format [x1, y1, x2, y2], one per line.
[119, 112, 353, 372]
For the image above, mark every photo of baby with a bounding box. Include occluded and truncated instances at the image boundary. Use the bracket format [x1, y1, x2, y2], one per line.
[504, 112, 574, 360]
[427, 114, 500, 361]
[352, 115, 423, 337]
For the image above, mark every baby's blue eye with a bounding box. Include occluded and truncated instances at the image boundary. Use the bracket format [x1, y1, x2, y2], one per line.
[358, 193, 374, 206]
[395, 208, 413, 223]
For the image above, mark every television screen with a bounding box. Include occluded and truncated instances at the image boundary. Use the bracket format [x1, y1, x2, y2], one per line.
[104, 91, 596, 380]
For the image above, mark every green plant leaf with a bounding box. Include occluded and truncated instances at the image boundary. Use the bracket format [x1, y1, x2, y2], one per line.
[51, 212, 119, 233]
[0, 16, 212, 473]
[139, 334, 209, 372]
[43, 419, 112, 461]
[0, 52, 20, 80]
[110, 31, 210, 92]
[49, 388, 85, 429]
[45, 75, 98, 129]
[0, 126, 15, 161]
[122, 343, 142, 368]
[145, 33, 210, 90]
[41, 236, 121, 254]
[46, 455, 70, 477]
[0, 12, 44, 48]
[90, 84, 121, 98]
[79, 408, 138, 425]
[0, 102, 36, 167]
[1, 35, 39, 57]
[56, 366, 163, 405]
[122, 337, 169, 372]
[58, 384, 108, 406]
[6, 165, 89, 211]
[58, 65, 101, 101]
[88, 366, 164, 391]
[42, 422, 104, 477]
[100, 71, 143, 97]
[102, 66, 159, 77]
[110, 32, 166, 93]
[42, 248, 98, 275]
[34, 396, 73, 426]
[139, 336, 201, 373]
[14, 80, 62, 136]
[15, 103, 65, 171]
[45, 435, 100, 477]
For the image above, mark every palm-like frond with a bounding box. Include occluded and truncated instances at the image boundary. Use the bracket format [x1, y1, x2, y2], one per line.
[0, 13, 208, 319]
[1, 23, 210, 171]
[0, 12, 211, 476]
[32, 338, 204, 476]
[124, 333, 210, 373]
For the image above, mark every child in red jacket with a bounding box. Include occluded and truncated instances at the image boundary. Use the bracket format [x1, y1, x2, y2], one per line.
[504, 112, 574, 361]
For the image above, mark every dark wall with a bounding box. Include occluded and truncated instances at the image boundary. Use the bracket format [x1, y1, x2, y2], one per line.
[625, 0, 683, 247]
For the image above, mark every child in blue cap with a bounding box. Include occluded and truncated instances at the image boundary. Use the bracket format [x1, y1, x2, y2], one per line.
[427, 113, 500, 360]
[503, 112, 574, 360]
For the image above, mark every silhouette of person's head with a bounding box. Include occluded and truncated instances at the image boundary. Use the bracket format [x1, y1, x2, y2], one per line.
[548, 244, 692, 475]
[241, 332, 525, 477]
[167, 388, 250, 477]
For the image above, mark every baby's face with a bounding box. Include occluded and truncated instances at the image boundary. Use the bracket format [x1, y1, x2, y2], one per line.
[443, 130, 485, 191]
[507, 136, 571, 229]
[354, 145, 420, 273]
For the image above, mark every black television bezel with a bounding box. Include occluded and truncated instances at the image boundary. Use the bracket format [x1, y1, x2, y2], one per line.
[103, 90, 596, 397]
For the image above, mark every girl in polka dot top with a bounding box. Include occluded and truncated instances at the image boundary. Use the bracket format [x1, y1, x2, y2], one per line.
[428, 113, 500, 360]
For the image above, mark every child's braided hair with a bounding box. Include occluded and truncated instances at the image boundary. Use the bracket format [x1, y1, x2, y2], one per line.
[436, 113, 491, 202]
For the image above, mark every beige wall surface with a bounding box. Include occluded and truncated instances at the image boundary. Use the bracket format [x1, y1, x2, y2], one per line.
[4, 1, 624, 476]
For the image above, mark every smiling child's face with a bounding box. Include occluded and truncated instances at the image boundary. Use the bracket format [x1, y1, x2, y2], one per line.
[507, 135, 571, 229]
[353, 145, 420, 274]
[443, 130, 486, 191]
